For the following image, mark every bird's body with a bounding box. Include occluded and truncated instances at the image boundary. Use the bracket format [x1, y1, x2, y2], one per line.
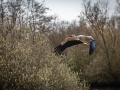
[54, 35, 96, 55]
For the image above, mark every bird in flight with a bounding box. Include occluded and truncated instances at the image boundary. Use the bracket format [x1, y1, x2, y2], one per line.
[54, 35, 96, 55]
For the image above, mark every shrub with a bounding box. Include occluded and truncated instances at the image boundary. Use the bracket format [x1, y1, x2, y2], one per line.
[0, 33, 86, 90]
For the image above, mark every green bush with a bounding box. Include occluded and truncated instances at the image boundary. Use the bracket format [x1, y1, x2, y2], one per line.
[0, 33, 86, 90]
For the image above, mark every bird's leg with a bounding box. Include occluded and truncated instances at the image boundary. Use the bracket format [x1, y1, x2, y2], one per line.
[67, 37, 79, 41]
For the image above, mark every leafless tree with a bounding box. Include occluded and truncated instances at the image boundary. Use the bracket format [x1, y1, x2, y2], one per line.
[81, 0, 120, 81]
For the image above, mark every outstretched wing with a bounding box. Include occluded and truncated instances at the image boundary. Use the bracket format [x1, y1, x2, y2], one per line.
[89, 38, 96, 55]
[54, 40, 83, 55]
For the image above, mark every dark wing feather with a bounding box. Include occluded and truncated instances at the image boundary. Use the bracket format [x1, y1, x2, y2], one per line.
[89, 39, 96, 55]
[54, 40, 83, 55]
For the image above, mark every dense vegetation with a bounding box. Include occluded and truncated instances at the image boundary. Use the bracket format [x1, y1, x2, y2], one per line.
[0, 0, 88, 90]
[0, 0, 120, 90]
[48, 0, 120, 87]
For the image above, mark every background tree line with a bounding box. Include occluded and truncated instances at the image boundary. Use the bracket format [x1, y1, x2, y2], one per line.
[0, 0, 120, 89]
[48, 0, 120, 87]
[0, 0, 88, 90]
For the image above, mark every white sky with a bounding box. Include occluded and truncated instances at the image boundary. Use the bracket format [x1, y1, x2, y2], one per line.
[38, 0, 116, 22]
[44, 0, 82, 22]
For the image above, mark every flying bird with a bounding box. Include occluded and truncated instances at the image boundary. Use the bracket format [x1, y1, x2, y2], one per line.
[54, 35, 96, 55]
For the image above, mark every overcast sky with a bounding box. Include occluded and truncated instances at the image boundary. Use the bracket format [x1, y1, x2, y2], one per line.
[44, 0, 82, 22]
[38, 0, 117, 22]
